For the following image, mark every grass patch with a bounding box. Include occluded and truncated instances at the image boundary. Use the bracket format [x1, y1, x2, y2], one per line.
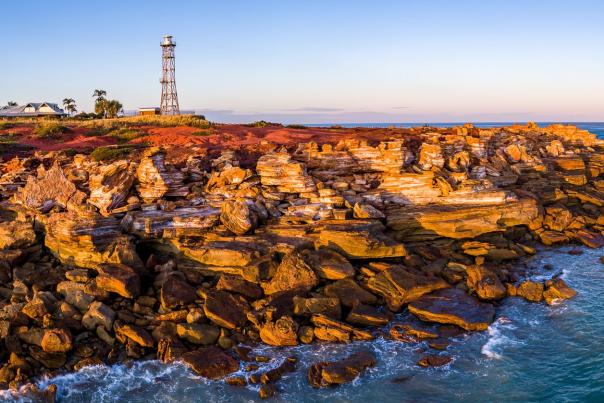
[0, 133, 33, 155]
[108, 128, 146, 144]
[34, 123, 71, 139]
[84, 127, 112, 137]
[90, 145, 135, 162]
[74, 114, 211, 129]
[191, 130, 213, 136]
[286, 124, 307, 129]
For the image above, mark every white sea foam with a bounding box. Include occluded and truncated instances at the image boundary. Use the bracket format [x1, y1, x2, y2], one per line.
[481, 317, 517, 359]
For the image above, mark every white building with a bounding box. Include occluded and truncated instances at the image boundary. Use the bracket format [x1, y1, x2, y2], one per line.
[0, 102, 67, 118]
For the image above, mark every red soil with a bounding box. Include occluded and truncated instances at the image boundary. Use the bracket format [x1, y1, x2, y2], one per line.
[0, 122, 420, 162]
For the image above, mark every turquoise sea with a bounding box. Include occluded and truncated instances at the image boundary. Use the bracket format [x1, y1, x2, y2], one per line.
[2, 123, 604, 403]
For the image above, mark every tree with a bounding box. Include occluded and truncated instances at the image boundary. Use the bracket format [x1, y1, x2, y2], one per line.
[105, 100, 123, 118]
[62, 98, 77, 116]
[92, 89, 106, 100]
[6, 101, 17, 107]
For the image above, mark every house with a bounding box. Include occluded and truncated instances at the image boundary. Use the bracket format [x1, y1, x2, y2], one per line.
[138, 107, 160, 116]
[0, 102, 67, 118]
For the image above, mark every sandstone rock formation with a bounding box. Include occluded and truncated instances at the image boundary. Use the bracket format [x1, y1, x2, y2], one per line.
[0, 123, 595, 394]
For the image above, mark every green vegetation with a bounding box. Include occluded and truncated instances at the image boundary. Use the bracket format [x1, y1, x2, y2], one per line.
[90, 145, 135, 161]
[286, 124, 307, 129]
[0, 132, 33, 155]
[34, 122, 71, 139]
[0, 122, 15, 130]
[92, 89, 123, 119]
[245, 120, 282, 128]
[191, 129, 213, 136]
[62, 98, 77, 115]
[108, 128, 146, 143]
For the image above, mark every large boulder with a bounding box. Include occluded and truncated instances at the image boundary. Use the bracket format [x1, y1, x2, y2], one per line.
[366, 265, 449, 311]
[516, 280, 544, 302]
[88, 160, 136, 216]
[0, 221, 36, 250]
[82, 301, 115, 330]
[386, 198, 541, 241]
[300, 249, 355, 280]
[44, 212, 142, 270]
[176, 323, 220, 345]
[316, 221, 406, 259]
[136, 148, 187, 202]
[160, 276, 197, 309]
[114, 322, 154, 347]
[324, 278, 378, 308]
[543, 278, 577, 305]
[220, 198, 259, 235]
[256, 152, 316, 194]
[259, 315, 299, 346]
[180, 346, 239, 380]
[13, 163, 86, 212]
[216, 275, 263, 300]
[40, 329, 72, 353]
[308, 351, 376, 388]
[94, 264, 140, 299]
[465, 265, 506, 300]
[408, 288, 496, 331]
[263, 251, 318, 295]
[203, 291, 249, 329]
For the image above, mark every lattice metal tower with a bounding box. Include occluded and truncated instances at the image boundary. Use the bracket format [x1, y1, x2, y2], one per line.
[160, 35, 180, 115]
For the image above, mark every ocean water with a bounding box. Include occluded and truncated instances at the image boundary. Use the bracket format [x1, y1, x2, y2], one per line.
[2, 245, 602, 403]
[2, 123, 604, 402]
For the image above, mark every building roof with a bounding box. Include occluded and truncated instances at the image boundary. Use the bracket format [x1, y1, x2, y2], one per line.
[0, 102, 66, 117]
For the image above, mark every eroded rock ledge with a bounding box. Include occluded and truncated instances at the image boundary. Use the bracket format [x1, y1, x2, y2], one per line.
[0, 123, 595, 398]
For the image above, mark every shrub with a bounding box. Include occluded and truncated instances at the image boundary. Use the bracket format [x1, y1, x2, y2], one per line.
[191, 130, 213, 136]
[286, 124, 307, 129]
[108, 128, 145, 143]
[0, 122, 15, 130]
[34, 123, 70, 139]
[244, 120, 282, 128]
[84, 127, 111, 137]
[90, 146, 134, 161]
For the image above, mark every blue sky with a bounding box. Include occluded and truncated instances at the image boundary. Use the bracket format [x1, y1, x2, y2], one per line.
[2, 0, 603, 123]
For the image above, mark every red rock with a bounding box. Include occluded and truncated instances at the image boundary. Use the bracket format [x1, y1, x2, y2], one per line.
[263, 251, 318, 295]
[516, 281, 544, 302]
[417, 354, 452, 367]
[259, 315, 299, 346]
[543, 278, 577, 305]
[95, 264, 140, 299]
[575, 229, 604, 248]
[465, 265, 506, 300]
[324, 278, 378, 308]
[40, 329, 72, 353]
[203, 291, 249, 329]
[160, 276, 197, 309]
[180, 346, 239, 380]
[308, 351, 376, 388]
[408, 289, 495, 331]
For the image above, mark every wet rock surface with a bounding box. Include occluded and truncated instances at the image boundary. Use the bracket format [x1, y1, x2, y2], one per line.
[0, 122, 596, 396]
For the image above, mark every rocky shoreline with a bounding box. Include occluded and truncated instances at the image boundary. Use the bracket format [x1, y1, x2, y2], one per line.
[0, 123, 598, 400]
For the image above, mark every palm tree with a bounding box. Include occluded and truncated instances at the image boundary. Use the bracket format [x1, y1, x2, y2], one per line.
[92, 89, 106, 100]
[62, 98, 77, 116]
[105, 100, 123, 118]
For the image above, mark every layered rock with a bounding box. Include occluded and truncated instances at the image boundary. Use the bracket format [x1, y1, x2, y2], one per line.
[88, 160, 136, 216]
[136, 148, 187, 202]
[408, 289, 496, 331]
